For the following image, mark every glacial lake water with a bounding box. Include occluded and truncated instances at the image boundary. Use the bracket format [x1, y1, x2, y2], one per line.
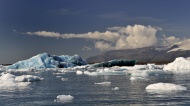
[0, 70, 190, 106]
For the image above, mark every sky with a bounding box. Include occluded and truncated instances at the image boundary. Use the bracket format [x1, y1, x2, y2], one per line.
[1, 0, 190, 64]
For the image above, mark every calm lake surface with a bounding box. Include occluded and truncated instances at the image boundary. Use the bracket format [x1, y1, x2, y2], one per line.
[0, 70, 190, 106]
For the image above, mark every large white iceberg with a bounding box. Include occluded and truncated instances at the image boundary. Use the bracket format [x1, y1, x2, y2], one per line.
[146, 83, 187, 91]
[6, 53, 86, 69]
[163, 57, 190, 72]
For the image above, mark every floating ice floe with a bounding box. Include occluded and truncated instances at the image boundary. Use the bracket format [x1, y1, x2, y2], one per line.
[61, 78, 68, 81]
[83, 67, 127, 76]
[15, 75, 44, 82]
[6, 53, 86, 69]
[6, 68, 41, 73]
[53, 72, 65, 75]
[82, 64, 167, 77]
[76, 70, 83, 75]
[146, 83, 187, 91]
[122, 64, 164, 70]
[0, 80, 30, 87]
[96, 67, 127, 74]
[0, 73, 44, 88]
[130, 76, 149, 81]
[0, 73, 30, 87]
[0, 65, 6, 71]
[0, 65, 3, 69]
[95, 81, 111, 85]
[124, 65, 173, 81]
[112, 87, 119, 90]
[128, 69, 172, 78]
[84, 71, 98, 76]
[0, 73, 15, 81]
[54, 95, 74, 103]
[164, 57, 190, 72]
[56, 76, 62, 78]
[70, 65, 89, 70]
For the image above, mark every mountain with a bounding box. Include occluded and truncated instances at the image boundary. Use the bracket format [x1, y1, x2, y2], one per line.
[87, 40, 190, 64]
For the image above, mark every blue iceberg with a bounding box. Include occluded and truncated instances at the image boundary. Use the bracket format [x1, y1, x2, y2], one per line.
[91, 59, 136, 68]
[7, 53, 86, 69]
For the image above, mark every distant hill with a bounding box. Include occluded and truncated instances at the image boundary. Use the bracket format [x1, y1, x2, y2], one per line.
[87, 40, 190, 64]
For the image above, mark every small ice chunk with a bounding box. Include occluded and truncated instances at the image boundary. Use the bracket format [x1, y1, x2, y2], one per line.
[130, 76, 149, 81]
[95, 82, 111, 85]
[76, 70, 83, 75]
[15, 75, 43, 82]
[146, 83, 187, 91]
[53, 72, 65, 75]
[71, 65, 88, 70]
[56, 76, 62, 78]
[55, 95, 74, 103]
[84, 71, 97, 76]
[112, 87, 119, 90]
[61, 78, 68, 81]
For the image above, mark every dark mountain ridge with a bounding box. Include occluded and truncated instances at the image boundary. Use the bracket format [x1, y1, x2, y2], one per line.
[87, 45, 190, 64]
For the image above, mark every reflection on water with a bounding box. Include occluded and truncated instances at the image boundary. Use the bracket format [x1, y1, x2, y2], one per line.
[0, 70, 189, 105]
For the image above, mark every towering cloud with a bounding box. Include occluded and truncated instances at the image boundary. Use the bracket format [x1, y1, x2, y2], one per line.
[25, 24, 180, 51]
[161, 35, 181, 46]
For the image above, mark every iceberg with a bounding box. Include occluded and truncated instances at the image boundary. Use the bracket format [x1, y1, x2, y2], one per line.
[0, 80, 30, 87]
[0, 73, 31, 87]
[0, 73, 15, 81]
[163, 57, 190, 72]
[83, 71, 98, 76]
[0, 73, 43, 82]
[83, 67, 127, 76]
[122, 64, 164, 71]
[15, 75, 43, 82]
[146, 83, 187, 91]
[6, 53, 86, 69]
[91, 59, 136, 68]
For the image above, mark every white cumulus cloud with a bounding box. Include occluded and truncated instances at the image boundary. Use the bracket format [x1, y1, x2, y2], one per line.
[25, 24, 181, 51]
[161, 35, 181, 46]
